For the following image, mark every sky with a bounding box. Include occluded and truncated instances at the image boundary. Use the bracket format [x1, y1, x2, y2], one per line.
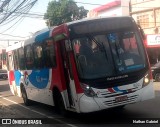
[0, 0, 109, 48]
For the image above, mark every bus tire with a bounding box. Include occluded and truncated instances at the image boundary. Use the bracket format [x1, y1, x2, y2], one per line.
[21, 85, 31, 106]
[155, 73, 160, 82]
[53, 89, 68, 116]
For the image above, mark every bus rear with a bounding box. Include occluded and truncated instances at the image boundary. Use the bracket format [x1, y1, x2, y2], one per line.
[67, 16, 155, 112]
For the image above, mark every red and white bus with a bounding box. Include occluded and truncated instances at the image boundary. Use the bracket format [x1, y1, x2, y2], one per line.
[6, 16, 155, 114]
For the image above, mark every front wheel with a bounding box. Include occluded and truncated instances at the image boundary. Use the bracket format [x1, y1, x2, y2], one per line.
[155, 73, 160, 82]
[21, 85, 31, 106]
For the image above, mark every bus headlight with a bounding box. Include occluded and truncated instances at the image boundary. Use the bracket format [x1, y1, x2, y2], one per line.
[80, 83, 97, 97]
[142, 71, 151, 87]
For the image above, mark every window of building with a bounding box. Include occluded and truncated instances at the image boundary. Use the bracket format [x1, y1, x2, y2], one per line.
[43, 39, 56, 68]
[137, 11, 154, 28]
[24, 45, 34, 69]
[137, 14, 149, 28]
[156, 9, 160, 26]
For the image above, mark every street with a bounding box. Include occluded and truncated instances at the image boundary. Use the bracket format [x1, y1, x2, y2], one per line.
[0, 79, 160, 126]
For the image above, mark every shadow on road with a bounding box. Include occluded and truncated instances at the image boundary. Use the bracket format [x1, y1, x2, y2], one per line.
[0, 84, 10, 92]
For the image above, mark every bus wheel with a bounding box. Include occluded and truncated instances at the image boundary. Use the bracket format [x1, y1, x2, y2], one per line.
[21, 85, 31, 106]
[155, 73, 160, 82]
[53, 90, 68, 116]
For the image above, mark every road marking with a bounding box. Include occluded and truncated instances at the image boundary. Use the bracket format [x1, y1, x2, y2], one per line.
[0, 95, 78, 127]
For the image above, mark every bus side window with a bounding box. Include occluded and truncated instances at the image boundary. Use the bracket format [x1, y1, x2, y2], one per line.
[33, 44, 44, 69]
[13, 50, 19, 70]
[18, 47, 25, 70]
[24, 45, 34, 70]
[8, 54, 14, 71]
[43, 39, 56, 68]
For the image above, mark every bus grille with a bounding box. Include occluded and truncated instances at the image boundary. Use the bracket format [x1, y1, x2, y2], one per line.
[103, 95, 138, 107]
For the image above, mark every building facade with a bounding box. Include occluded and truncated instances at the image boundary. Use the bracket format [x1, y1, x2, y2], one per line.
[131, 0, 160, 65]
[87, 0, 130, 18]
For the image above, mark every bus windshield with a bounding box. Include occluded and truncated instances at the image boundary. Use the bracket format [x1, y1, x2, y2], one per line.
[72, 31, 146, 79]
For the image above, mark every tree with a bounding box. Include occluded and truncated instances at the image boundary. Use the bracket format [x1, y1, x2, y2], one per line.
[44, 0, 88, 26]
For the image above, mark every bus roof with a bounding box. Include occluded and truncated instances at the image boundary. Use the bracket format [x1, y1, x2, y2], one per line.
[66, 16, 133, 26]
[24, 27, 56, 46]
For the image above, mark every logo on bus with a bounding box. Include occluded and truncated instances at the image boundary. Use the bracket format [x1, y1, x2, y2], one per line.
[107, 75, 128, 81]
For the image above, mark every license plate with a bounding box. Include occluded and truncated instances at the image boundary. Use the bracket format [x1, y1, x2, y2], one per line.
[115, 95, 128, 102]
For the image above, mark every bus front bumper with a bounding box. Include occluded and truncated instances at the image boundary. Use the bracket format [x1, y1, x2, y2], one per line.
[78, 83, 155, 113]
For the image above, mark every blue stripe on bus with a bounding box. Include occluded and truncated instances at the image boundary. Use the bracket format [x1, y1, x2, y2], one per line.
[127, 64, 144, 70]
[113, 87, 127, 93]
[35, 31, 50, 42]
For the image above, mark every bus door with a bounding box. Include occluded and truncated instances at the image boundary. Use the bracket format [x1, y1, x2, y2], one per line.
[60, 40, 77, 109]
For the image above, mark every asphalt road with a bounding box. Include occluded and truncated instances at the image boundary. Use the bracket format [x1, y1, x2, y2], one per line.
[0, 80, 160, 127]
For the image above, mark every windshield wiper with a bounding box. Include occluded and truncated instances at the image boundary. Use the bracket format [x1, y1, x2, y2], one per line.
[114, 43, 121, 63]
[87, 34, 108, 60]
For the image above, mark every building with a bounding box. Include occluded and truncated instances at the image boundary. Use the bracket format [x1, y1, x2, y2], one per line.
[131, 0, 160, 65]
[87, 0, 130, 18]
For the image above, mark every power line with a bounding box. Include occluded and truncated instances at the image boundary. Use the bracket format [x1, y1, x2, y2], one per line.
[0, 0, 38, 33]
[75, 1, 160, 9]
[0, 33, 26, 38]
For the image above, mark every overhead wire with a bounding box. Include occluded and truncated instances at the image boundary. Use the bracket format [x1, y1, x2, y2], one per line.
[1, 0, 38, 33]
[0, 1, 42, 26]
[0, 0, 28, 24]
[0, 33, 26, 38]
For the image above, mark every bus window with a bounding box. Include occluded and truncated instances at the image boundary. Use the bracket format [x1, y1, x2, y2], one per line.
[8, 54, 14, 71]
[43, 39, 56, 68]
[34, 44, 43, 69]
[18, 47, 25, 70]
[24, 45, 34, 70]
[13, 50, 19, 70]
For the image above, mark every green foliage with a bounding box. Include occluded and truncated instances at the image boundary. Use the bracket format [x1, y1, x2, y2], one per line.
[44, 0, 88, 26]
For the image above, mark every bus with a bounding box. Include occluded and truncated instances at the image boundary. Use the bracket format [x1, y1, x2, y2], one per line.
[6, 16, 155, 114]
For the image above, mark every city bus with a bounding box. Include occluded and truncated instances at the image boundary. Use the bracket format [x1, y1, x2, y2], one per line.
[6, 16, 155, 115]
